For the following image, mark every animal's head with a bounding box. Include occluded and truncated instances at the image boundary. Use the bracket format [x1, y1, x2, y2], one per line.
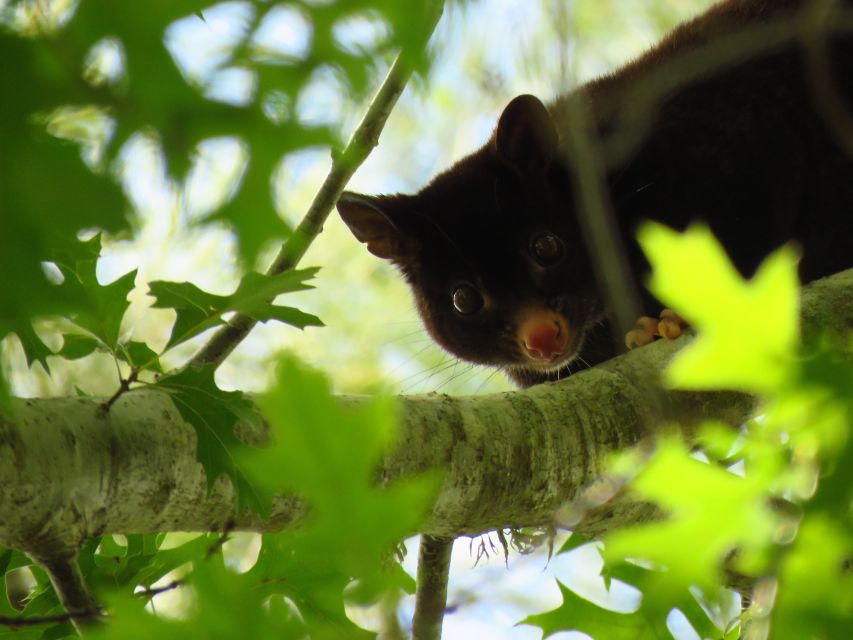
[337, 95, 607, 383]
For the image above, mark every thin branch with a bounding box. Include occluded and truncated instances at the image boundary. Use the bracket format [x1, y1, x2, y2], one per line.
[559, 91, 642, 346]
[135, 523, 234, 601]
[136, 580, 182, 599]
[101, 368, 139, 413]
[0, 609, 100, 628]
[34, 555, 102, 633]
[206, 520, 235, 558]
[411, 535, 454, 640]
[189, 0, 445, 371]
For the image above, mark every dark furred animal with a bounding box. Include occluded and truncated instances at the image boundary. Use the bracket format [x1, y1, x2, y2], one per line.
[337, 0, 853, 387]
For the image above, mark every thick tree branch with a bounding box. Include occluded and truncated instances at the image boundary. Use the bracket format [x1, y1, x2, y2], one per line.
[0, 270, 850, 554]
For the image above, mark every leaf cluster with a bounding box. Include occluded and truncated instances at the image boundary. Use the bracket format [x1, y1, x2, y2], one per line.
[524, 225, 852, 639]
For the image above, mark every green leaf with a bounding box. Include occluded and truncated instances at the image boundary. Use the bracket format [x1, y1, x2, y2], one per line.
[12, 324, 54, 371]
[148, 268, 322, 350]
[521, 580, 659, 640]
[557, 532, 592, 556]
[117, 341, 162, 373]
[246, 533, 374, 640]
[0, 369, 9, 415]
[0, 30, 128, 352]
[51, 235, 137, 350]
[154, 365, 265, 515]
[58, 333, 102, 359]
[772, 516, 853, 640]
[80, 533, 216, 595]
[604, 437, 776, 598]
[638, 223, 800, 393]
[240, 355, 438, 599]
[90, 558, 316, 640]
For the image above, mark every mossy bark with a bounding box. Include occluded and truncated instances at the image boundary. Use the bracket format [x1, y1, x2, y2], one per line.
[0, 269, 850, 555]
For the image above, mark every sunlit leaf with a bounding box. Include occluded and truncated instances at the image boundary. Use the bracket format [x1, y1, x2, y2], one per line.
[604, 438, 776, 596]
[638, 223, 800, 393]
[772, 517, 853, 639]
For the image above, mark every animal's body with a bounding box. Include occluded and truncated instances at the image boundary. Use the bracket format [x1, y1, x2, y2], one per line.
[338, 0, 853, 387]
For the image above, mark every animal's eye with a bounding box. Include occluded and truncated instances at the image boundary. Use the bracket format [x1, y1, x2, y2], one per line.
[451, 283, 483, 315]
[530, 233, 564, 266]
[530, 233, 565, 266]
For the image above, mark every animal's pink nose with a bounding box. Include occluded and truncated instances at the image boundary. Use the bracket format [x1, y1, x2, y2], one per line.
[523, 322, 563, 360]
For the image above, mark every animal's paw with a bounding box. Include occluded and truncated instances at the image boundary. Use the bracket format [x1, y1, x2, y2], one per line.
[658, 309, 687, 340]
[624, 310, 688, 349]
[625, 316, 659, 349]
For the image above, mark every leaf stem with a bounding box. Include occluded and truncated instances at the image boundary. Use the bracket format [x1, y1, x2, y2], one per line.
[0, 609, 100, 628]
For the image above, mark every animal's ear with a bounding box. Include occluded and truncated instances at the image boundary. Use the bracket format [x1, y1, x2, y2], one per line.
[336, 191, 414, 261]
[495, 94, 558, 173]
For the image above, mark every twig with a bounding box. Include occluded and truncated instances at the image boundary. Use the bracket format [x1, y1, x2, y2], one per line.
[0, 608, 100, 628]
[100, 368, 139, 413]
[560, 90, 642, 344]
[135, 523, 234, 601]
[189, 0, 446, 371]
[136, 579, 183, 599]
[206, 520, 235, 558]
[411, 535, 454, 640]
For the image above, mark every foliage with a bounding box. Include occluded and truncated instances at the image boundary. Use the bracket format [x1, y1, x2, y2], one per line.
[523, 225, 851, 639]
[0, 0, 850, 638]
[0, 0, 439, 403]
[1, 0, 441, 636]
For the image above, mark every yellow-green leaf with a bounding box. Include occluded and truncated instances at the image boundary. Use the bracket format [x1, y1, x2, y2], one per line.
[638, 223, 800, 393]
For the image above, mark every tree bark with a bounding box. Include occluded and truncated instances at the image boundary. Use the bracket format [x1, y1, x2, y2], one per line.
[1, 269, 850, 557]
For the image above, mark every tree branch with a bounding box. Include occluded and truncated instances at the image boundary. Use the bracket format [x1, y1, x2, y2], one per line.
[189, 0, 445, 371]
[29, 555, 102, 633]
[1, 269, 848, 554]
[412, 535, 454, 640]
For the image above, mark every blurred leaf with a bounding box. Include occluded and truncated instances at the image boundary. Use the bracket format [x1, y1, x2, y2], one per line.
[154, 364, 265, 515]
[0, 560, 70, 639]
[772, 516, 853, 639]
[800, 337, 853, 412]
[557, 532, 592, 556]
[638, 223, 800, 393]
[91, 559, 311, 640]
[0, 370, 8, 414]
[604, 438, 776, 598]
[241, 354, 438, 600]
[0, 30, 128, 353]
[246, 532, 374, 640]
[149, 268, 322, 350]
[81, 533, 216, 594]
